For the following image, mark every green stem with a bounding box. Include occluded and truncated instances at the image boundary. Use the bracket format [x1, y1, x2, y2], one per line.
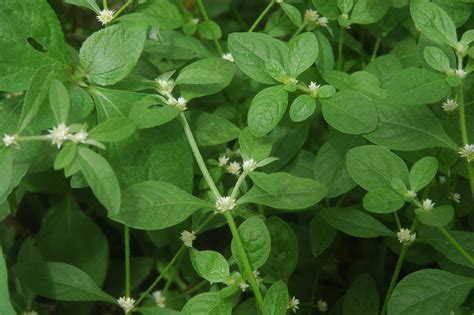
[103, 0, 108, 10]
[167, 280, 209, 303]
[113, 0, 133, 18]
[307, 269, 320, 315]
[17, 135, 49, 142]
[223, 211, 265, 312]
[380, 245, 409, 315]
[337, 27, 345, 70]
[196, 0, 224, 55]
[124, 226, 131, 297]
[230, 172, 247, 200]
[249, 0, 276, 32]
[457, 83, 474, 196]
[292, 21, 307, 39]
[438, 227, 474, 266]
[393, 212, 401, 230]
[371, 37, 381, 62]
[163, 249, 185, 294]
[178, 113, 221, 199]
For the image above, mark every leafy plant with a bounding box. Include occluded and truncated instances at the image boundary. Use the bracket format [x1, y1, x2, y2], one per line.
[1, 0, 474, 314]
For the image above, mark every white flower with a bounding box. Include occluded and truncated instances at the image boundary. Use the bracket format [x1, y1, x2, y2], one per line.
[23, 311, 38, 315]
[156, 78, 174, 96]
[317, 16, 329, 27]
[287, 296, 300, 313]
[117, 296, 135, 313]
[276, 0, 283, 3]
[283, 77, 298, 85]
[2, 134, 16, 147]
[454, 42, 468, 55]
[226, 161, 241, 175]
[455, 68, 467, 79]
[422, 198, 435, 211]
[309, 81, 321, 96]
[397, 228, 416, 244]
[442, 99, 459, 112]
[316, 300, 328, 312]
[449, 192, 461, 203]
[218, 155, 229, 167]
[70, 130, 88, 144]
[304, 9, 320, 23]
[459, 144, 474, 162]
[97, 9, 114, 25]
[215, 196, 236, 212]
[192, 18, 200, 24]
[403, 190, 417, 199]
[47, 123, 70, 149]
[438, 175, 447, 184]
[152, 290, 166, 308]
[180, 230, 196, 248]
[239, 280, 249, 291]
[148, 29, 159, 41]
[242, 159, 258, 173]
[167, 96, 187, 111]
[222, 53, 235, 62]
[253, 270, 263, 286]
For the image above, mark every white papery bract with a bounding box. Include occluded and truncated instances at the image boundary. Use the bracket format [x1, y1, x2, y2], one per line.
[97, 9, 114, 25]
[397, 228, 416, 245]
[117, 296, 135, 313]
[459, 144, 474, 162]
[215, 196, 236, 212]
[180, 230, 196, 248]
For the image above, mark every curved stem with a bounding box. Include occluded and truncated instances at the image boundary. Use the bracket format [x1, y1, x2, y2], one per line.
[230, 172, 247, 200]
[196, 0, 224, 55]
[456, 83, 474, 196]
[124, 226, 131, 297]
[113, 0, 133, 18]
[380, 245, 408, 315]
[291, 21, 307, 39]
[438, 227, 474, 266]
[337, 27, 345, 70]
[249, 0, 276, 33]
[371, 37, 381, 62]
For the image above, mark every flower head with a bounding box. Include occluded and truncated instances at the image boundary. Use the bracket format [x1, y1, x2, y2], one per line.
[239, 280, 249, 291]
[397, 228, 416, 245]
[317, 16, 329, 27]
[455, 42, 468, 56]
[449, 192, 461, 203]
[218, 155, 229, 167]
[192, 18, 200, 24]
[455, 68, 467, 79]
[2, 134, 17, 147]
[156, 78, 175, 96]
[438, 175, 447, 184]
[215, 196, 236, 212]
[117, 296, 135, 313]
[442, 99, 459, 112]
[316, 300, 328, 312]
[422, 198, 435, 211]
[309, 81, 321, 97]
[167, 96, 187, 111]
[97, 9, 114, 25]
[47, 123, 70, 149]
[242, 159, 258, 173]
[459, 144, 474, 162]
[70, 130, 88, 144]
[403, 190, 417, 199]
[222, 53, 235, 63]
[226, 161, 241, 175]
[253, 270, 263, 287]
[304, 9, 320, 23]
[288, 296, 300, 313]
[152, 290, 166, 308]
[283, 77, 298, 85]
[180, 230, 196, 248]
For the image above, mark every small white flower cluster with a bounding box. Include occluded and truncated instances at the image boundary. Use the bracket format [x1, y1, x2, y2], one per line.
[309, 81, 321, 97]
[287, 296, 300, 313]
[215, 196, 236, 212]
[455, 68, 467, 79]
[242, 158, 257, 174]
[253, 270, 263, 287]
[441, 99, 459, 112]
[239, 279, 249, 291]
[403, 190, 417, 199]
[449, 192, 461, 203]
[47, 124, 89, 149]
[227, 161, 241, 175]
[117, 296, 135, 313]
[217, 148, 245, 175]
[222, 52, 235, 63]
[180, 230, 196, 247]
[22, 311, 38, 315]
[316, 300, 328, 312]
[397, 228, 416, 245]
[421, 198, 435, 211]
[2, 134, 17, 147]
[97, 9, 114, 26]
[167, 96, 188, 112]
[304, 9, 329, 27]
[459, 144, 474, 162]
[155, 77, 188, 112]
[153, 290, 166, 308]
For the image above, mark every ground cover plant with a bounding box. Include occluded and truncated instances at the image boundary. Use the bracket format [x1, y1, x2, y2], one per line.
[1, 0, 474, 314]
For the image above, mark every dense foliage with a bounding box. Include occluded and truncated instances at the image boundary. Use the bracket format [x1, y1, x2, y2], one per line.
[1, 0, 474, 314]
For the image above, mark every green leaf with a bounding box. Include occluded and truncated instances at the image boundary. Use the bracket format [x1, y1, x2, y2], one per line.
[346, 145, 409, 191]
[228, 32, 288, 84]
[248, 86, 288, 137]
[238, 128, 272, 161]
[410, 0, 457, 46]
[89, 118, 136, 142]
[14, 261, 115, 302]
[182, 292, 232, 315]
[49, 79, 70, 124]
[320, 90, 378, 135]
[0, 148, 13, 198]
[0, 246, 15, 315]
[289, 95, 316, 122]
[350, 0, 389, 25]
[363, 189, 405, 214]
[315, 31, 335, 72]
[186, 111, 240, 146]
[35, 197, 109, 286]
[281, 3, 302, 26]
[409, 156, 438, 192]
[288, 32, 319, 77]
[415, 205, 454, 227]
[263, 281, 289, 315]
[110, 181, 209, 230]
[190, 249, 230, 283]
[321, 207, 393, 238]
[65, 0, 100, 13]
[122, 0, 184, 30]
[0, 0, 66, 92]
[262, 217, 298, 282]
[310, 213, 337, 257]
[145, 30, 210, 60]
[198, 20, 222, 40]
[176, 57, 235, 100]
[231, 216, 271, 270]
[77, 146, 121, 213]
[386, 67, 449, 105]
[338, 0, 353, 13]
[387, 269, 474, 315]
[365, 103, 457, 151]
[240, 172, 327, 210]
[423, 46, 450, 72]
[16, 65, 57, 133]
[79, 24, 146, 86]
[342, 274, 379, 315]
